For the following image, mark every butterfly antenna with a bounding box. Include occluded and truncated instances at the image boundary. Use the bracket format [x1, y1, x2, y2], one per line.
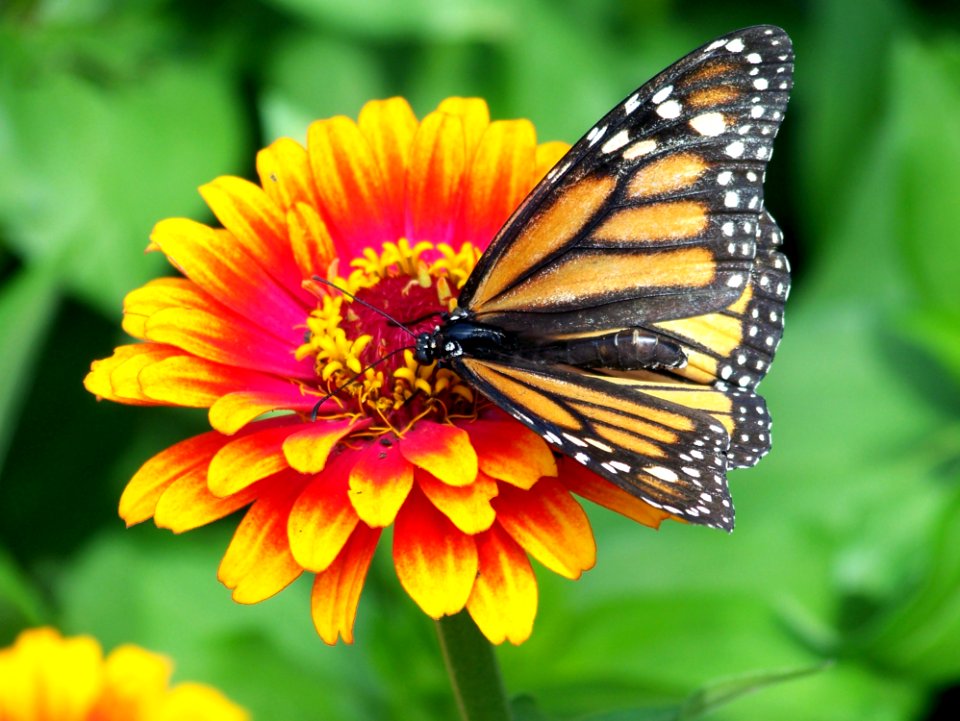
[310, 344, 414, 421]
[310, 276, 418, 339]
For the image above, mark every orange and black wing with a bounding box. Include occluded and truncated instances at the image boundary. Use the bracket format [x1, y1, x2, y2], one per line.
[649, 209, 790, 394]
[454, 356, 773, 530]
[459, 26, 793, 337]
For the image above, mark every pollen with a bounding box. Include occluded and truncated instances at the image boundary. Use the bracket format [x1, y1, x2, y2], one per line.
[296, 239, 480, 433]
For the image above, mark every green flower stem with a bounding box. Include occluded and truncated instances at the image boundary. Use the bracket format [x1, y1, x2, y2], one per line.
[435, 613, 512, 721]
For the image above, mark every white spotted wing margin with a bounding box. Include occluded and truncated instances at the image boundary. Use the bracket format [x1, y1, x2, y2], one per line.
[459, 25, 795, 336]
[455, 357, 738, 531]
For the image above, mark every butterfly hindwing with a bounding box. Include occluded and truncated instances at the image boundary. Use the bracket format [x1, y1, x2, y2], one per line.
[455, 356, 739, 529]
[650, 209, 790, 390]
[460, 26, 794, 338]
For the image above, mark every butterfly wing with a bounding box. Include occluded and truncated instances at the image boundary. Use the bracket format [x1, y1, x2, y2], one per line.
[454, 356, 773, 530]
[459, 25, 793, 338]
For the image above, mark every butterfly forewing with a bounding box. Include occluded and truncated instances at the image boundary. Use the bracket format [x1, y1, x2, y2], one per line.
[460, 26, 793, 338]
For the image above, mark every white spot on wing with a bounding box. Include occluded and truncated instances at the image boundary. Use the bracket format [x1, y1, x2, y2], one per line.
[651, 85, 673, 104]
[689, 112, 726, 137]
[623, 139, 657, 160]
[656, 99, 682, 119]
[601, 129, 631, 154]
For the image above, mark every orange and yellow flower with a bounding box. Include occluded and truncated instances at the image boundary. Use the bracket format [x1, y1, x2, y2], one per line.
[0, 628, 248, 721]
[84, 97, 670, 645]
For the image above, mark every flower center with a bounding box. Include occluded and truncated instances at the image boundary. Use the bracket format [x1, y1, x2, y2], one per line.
[297, 239, 482, 434]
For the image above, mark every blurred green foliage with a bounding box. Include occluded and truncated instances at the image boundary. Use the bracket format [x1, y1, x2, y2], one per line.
[2, 0, 960, 719]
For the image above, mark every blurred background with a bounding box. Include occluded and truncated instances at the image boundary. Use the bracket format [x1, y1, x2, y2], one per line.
[2, 0, 960, 719]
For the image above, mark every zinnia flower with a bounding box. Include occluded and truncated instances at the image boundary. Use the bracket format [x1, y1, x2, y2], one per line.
[85, 97, 671, 646]
[0, 627, 248, 720]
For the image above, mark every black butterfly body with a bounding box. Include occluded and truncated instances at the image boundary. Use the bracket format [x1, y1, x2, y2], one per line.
[415, 26, 793, 531]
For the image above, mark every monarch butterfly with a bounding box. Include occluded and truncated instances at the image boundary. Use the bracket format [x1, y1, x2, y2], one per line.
[415, 25, 793, 531]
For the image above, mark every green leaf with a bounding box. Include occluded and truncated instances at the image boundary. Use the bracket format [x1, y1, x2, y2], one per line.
[677, 662, 831, 719]
[891, 39, 960, 315]
[0, 265, 60, 474]
[0, 545, 50, 638]
[0, 21, 246, 315]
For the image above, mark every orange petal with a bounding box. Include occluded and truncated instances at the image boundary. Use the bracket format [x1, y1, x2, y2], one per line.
[93, 644, 171, 718]
[308, 116, 394, 249]
[311, 523, 381, 645]
[435, 97, 490, 161]
[200, 176, 308, 304]
[393, 487, 478, 618]
[418, 470, 498, 534]
[287, 202, 336, 279]
[137, 355, 273, 408]
[153, 683, 250, 721]
[282, 418, 362, 474]
[218, 476, 306, 603]
[121, 277, 213, 340]
[399, 421, 477, 487]
[154, 470, 260, 533]
[143, 306, 313, 378]
[288, 461, 359, 572]
[84, 344, 179, 405]
[0, 629, 103, 721]
[404, 111, 466, 244]
[494, 479, 596, 579]
[348, 440, 414, 527]
[150, 218, 307, 339]
[560, 459, 671, 529]
[120, 430, 231, 526]
[465, 416, 556, 490]
[458, 119, 537, 246]
[466, 524, 538, 645]
[358, 97, 418, 235]
[256, 136, 319, 213]
[535, 141, 571, 181]
[208, 423, 297, 496]
[209, 385, 317, 435]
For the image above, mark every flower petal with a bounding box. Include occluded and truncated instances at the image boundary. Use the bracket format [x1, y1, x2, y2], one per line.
[311, 523, 381, 645]
[347, 440, 414, 527]
[84, 344, 179, 404]
[208, 422, 297, 496]
[282, 418, 363, 474]
[138, 355, 270, 408]
[0, 629, 103, 721]
[494, 478, 596, 579]
[121, 277, 212, 340]
[404, 110, 466, 244]
[435, 97, 490, 160]
[458, 119, 536, 246]
[466, 524, 538, 645]
[418, 469, 498, 534]
[308, 115, 393, 251]
[218, 476, 307, 603]
[465, 416, 556, 490]
[150, 218, 307, 340]
[200, 176, 309, 304]
[144, 306, 313, 379]
[399, 421, 477, 487]
[256, 136, 319, 213]
[208, 384, 317, 435]
[94, 645, 171, 718]
[154, 683, 250, 721]
[393, 487, 477, 618]
[358, 97, 418, 234]
[560, 459, 671, 529]
[120, 430, 231, 526]
[287, 202, 336, 279]
[289, 461, 359, 572]
[154, 471, 259, 533]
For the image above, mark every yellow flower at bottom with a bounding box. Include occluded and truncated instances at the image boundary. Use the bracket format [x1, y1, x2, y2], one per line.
[0, 628, 248, 721]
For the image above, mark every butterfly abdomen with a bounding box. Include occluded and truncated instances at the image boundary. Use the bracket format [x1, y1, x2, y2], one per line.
[520, 330, 686, 370]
